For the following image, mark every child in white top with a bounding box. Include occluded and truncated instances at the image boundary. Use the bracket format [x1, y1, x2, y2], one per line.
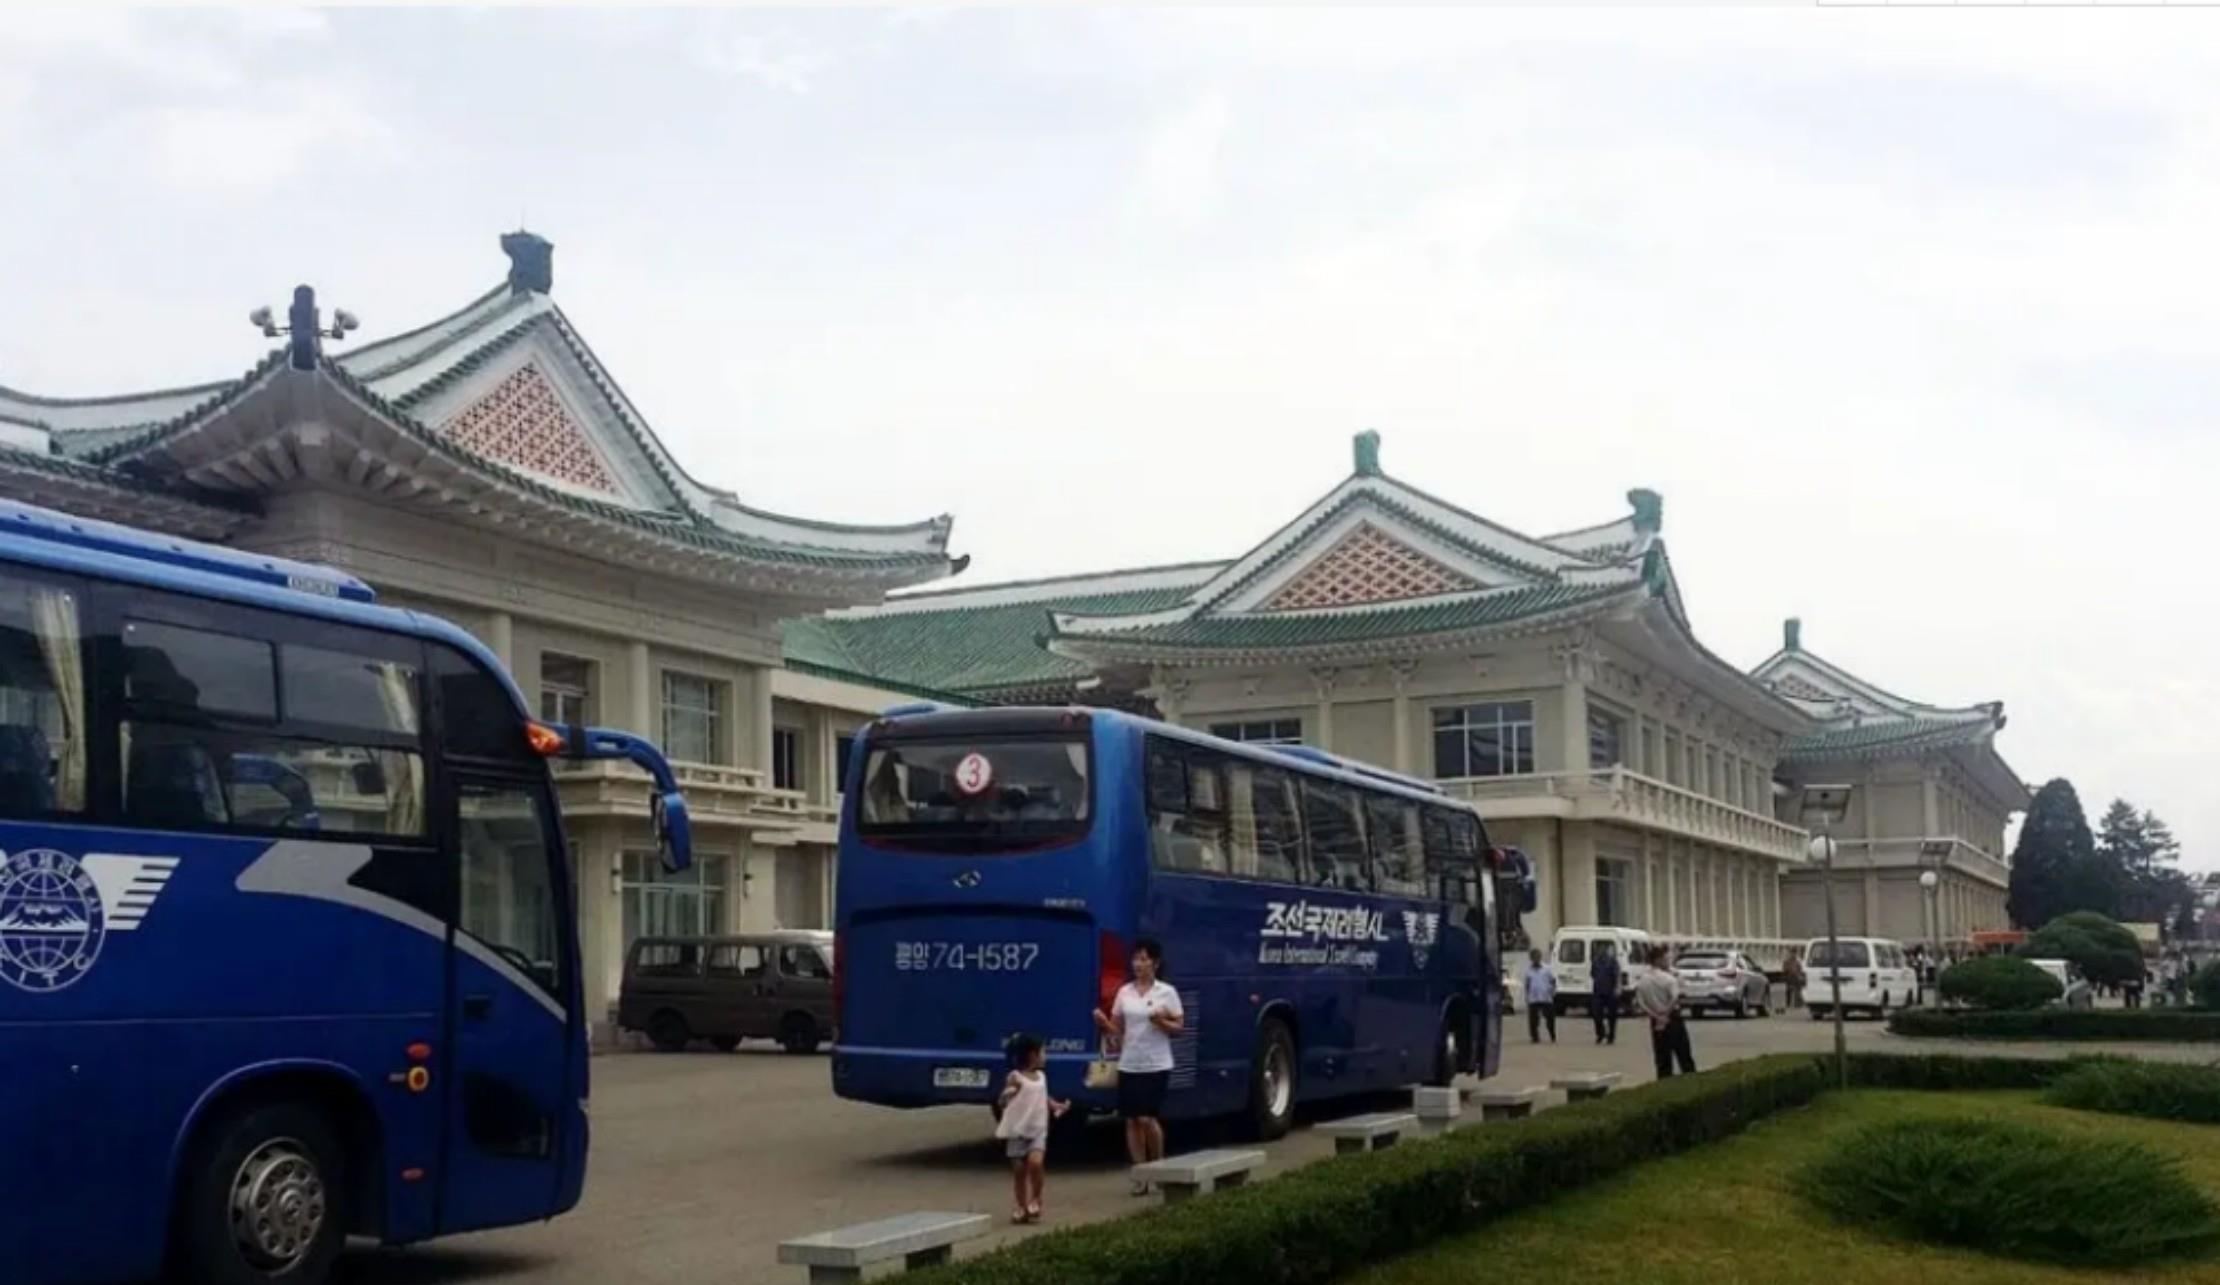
[995, 1033, 1069, 1223]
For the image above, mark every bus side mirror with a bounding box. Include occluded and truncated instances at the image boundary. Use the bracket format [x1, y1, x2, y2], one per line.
[655, 791, 693, 874]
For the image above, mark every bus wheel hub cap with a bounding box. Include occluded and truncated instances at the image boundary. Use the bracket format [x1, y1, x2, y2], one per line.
[231, 1139, 325, 1268]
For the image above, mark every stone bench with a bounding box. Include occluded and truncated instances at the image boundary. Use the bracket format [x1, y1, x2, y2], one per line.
[1551, 1072, 1623, 1103]
[777, 1211, 990, 1284]
[1475, 1087, 1543, 1121]
[1412, 1085, 1462, 1135]
[1317, 1112, 1418, 1154]
[1133, 1149, 1267, 1204]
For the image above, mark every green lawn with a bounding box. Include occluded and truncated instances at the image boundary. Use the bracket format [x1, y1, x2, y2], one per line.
[1348, 1090, 2220, 1285]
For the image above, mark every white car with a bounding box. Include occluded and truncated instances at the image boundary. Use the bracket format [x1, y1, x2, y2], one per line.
[1804, 936, 1916, 1020]
[1673, 949, 1771, 1019]
[2025, 957, 2095, 1009]
[1547, 926, 1654, 1015]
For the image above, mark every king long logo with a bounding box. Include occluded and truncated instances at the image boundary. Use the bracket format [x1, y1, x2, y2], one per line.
[0, 850, 178, 993]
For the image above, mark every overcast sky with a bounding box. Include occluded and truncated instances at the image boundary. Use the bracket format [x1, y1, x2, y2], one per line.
[5, 8, 2216, 866]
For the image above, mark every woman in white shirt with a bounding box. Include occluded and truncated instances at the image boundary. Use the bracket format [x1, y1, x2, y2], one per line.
[1093, 938, 1184, 1194]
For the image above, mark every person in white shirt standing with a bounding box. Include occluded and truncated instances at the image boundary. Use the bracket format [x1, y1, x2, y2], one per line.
[1523, 948, 1558, 1043]
[1635, 945, 1696, 1079]
[1094, 938, 1184, 1195]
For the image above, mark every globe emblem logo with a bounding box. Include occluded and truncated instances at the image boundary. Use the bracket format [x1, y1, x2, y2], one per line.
[0, 848, 106, 992]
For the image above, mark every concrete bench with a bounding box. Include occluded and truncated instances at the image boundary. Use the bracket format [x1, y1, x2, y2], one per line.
[1133, 1149, 1267, 1204]
[1551, 1072, 1623, 1103]
[1475, 1087, 1543, 1121]
[777, 1211, 990, 1284]
[1317, 1112, 1418, 1154]
[1412, 1085, 1462, 1135]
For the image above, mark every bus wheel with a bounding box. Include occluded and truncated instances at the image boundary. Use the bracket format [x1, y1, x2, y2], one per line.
[648, 1011, 691, 1052]
[1247, 1018, 1297, 1141]
[779, 1014, 822, 1055]
[1429, 1009, 1464, 1086]
[176, 1101, 346, 1285]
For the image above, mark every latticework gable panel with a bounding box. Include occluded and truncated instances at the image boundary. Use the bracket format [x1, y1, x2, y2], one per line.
[1770, 674, 1836, 703]
[440, 363, 621, 495]
[1261, 523, 1479, 611]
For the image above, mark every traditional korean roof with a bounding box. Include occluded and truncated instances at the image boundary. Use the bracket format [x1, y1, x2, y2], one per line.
[0, 232, 958, 602]
[1752, 618, 2029, 811]
[786, 562, 1224, 699]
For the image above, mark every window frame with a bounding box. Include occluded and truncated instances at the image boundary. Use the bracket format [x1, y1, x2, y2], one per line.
[538, 651, 594, 726]
[1208, 718, 1304, 747]
[1430, 699, 1537, 780]
[0, 562, 94, 821]
[660, 669, 723, 766]
[772, 725, 803, 793]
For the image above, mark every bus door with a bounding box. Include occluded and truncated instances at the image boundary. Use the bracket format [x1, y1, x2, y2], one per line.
[439, 771, 579, 1233]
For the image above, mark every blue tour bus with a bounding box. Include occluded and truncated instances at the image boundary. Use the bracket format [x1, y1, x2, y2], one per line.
[831, 706, 1502, 1139]
[0, 500, 694, 1285]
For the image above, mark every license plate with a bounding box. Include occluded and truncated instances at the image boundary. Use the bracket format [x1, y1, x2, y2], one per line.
[933, 1067, 990, 1089]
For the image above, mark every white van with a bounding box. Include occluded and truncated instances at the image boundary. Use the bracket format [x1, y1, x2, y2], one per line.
[1547, 926, 1654, 1015]
[1803, 936, 1916, 1019]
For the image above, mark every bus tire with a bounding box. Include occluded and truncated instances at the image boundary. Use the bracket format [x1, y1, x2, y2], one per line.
[779, 1013, 821, 1055]
[1429, 1006, 1465, 1086]
[648, 1011, 691, 1052]
[175, 1100, 347, 1285]
[1247, 1018, 1297, 1142]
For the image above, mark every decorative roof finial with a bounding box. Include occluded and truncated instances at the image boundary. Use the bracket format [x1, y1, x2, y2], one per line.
[1353, 429, 1382, 477]
[1784, 617, 1803, 652]
[248, 284, 358, 370]
[502, 229, 554, 295]
[1628, 488, 1663, 534]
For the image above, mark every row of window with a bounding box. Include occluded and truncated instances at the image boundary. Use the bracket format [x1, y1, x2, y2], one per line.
[537, 652, 857, 793]
[1145, 736, 1485, 897]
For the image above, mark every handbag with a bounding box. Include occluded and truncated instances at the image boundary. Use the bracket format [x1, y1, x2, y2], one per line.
[1084, 1053, 1120, 1091]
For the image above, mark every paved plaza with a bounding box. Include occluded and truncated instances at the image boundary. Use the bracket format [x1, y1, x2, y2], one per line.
[327, 1012, 2201, 1285]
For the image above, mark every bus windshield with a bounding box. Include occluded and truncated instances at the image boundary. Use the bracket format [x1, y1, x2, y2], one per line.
[857, 736, 1090, 850]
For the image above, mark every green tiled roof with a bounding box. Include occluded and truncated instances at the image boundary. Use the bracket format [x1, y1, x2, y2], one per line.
[1055, 579, 1635, 652]
[783, 579, 1202, 695]
[1781, 717, 1995, 761]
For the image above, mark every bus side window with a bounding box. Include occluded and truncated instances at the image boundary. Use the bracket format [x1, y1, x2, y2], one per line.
[1144, 739, 1228, 876]
[0, 570, 88, 817]
[432, 644, 532, 762]
[1227, 762, 1303, 884]
[1367, 795, 1426, 898]
[1301, 779, 1370, 892]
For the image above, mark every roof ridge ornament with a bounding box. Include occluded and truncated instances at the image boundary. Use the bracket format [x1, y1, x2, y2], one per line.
[1353, 429, 1382, 477]
[248, 285, 358, 371]
[1784, 616, 1802, 651]
[502, 229, 555, 295]
[1628, 488, 1663, 534]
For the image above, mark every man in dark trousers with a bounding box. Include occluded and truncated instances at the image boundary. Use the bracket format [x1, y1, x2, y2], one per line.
[1635, 945, 1696, 1079]
[1590, 942, 1621, 1045]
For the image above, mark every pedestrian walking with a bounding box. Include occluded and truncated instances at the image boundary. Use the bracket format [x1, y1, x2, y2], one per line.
[1636, 945, 1696, 1079]
[1591, 942, 1621, 1045]
[1782, 948, 1806, 1010]
[1093, 938, 1183, 1195]
[1523, 948, 1558, 1043]
[995, 1033, 1069, 1224]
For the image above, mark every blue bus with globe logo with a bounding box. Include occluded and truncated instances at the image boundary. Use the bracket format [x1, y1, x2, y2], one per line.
[0, 499, 696, 1285]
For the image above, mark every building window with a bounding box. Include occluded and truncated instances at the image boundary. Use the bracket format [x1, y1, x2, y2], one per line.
[772, 726, 802, 792]
[1431, 701, 1535, 779]
[539, 653, 592, 726]
[1596, 857, 1634, 927]
[661, 671, 721, 764]
[834, 734, 856, 793]
[1210, 718, 1303, 746]
[1587, 707, 1624, 770]
[620, 850, 728, 946]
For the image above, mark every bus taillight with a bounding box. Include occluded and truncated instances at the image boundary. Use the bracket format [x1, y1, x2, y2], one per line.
[1097, 930, 1126, 1019]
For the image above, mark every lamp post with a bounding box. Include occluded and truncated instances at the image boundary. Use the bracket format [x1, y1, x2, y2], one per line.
[1801, 784, 1855, 1090]
[1918, 870, 1940, 1003]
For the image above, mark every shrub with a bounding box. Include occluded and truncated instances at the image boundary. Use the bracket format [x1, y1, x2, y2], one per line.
[2046, 1059, 2220, 1125]
[1843, 1051, 2073, 1091]
[2193, 961, 2220, 1011]
[1796, 1117, 2220, 1265]
[2021, 912, 2145, 989]
[1888, 1006, 2220, 1042]
[1937, 955, 2061, 1011]
[910, 1055, 1829, 1285]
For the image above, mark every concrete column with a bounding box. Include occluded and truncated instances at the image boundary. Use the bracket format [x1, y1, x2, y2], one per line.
[486, 610, 514, 672]
[628, 641, 653, 738]
[1861, 869, 1880, 938]
[1629, 710, 1646, 774]
[1390, 662, 1415, 775]
[1922, 770, 1940, 838]
[811, 708, 839, 804]
[1561, 675, 1589, 775]
[1643, 836, 1658, 930]
[1560, 824, 1598, 925]
[1311, 668, 1337, 750]
[750, 665, 775, 774]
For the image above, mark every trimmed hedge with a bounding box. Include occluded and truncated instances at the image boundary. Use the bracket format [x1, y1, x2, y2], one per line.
[2193, 961, 2220, 1011]
[2047, 1059, 2220, 1125]
[1797, 1116, 2220, 1265]
[1841, 1051, 2075, 1091]
[1936, 955, 2060, 1011]
[908, 1055, 1830, 1285]
[1888, 1006, 2220, 1042]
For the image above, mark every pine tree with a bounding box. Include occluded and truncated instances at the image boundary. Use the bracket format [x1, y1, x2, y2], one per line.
[2008, 778, 2094, 928]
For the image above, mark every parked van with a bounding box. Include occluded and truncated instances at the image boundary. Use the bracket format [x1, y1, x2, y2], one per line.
[1802, 936, 1916, 1020]
[619, 931, 837, 1053]
[1548, 926, 1655, 1015]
